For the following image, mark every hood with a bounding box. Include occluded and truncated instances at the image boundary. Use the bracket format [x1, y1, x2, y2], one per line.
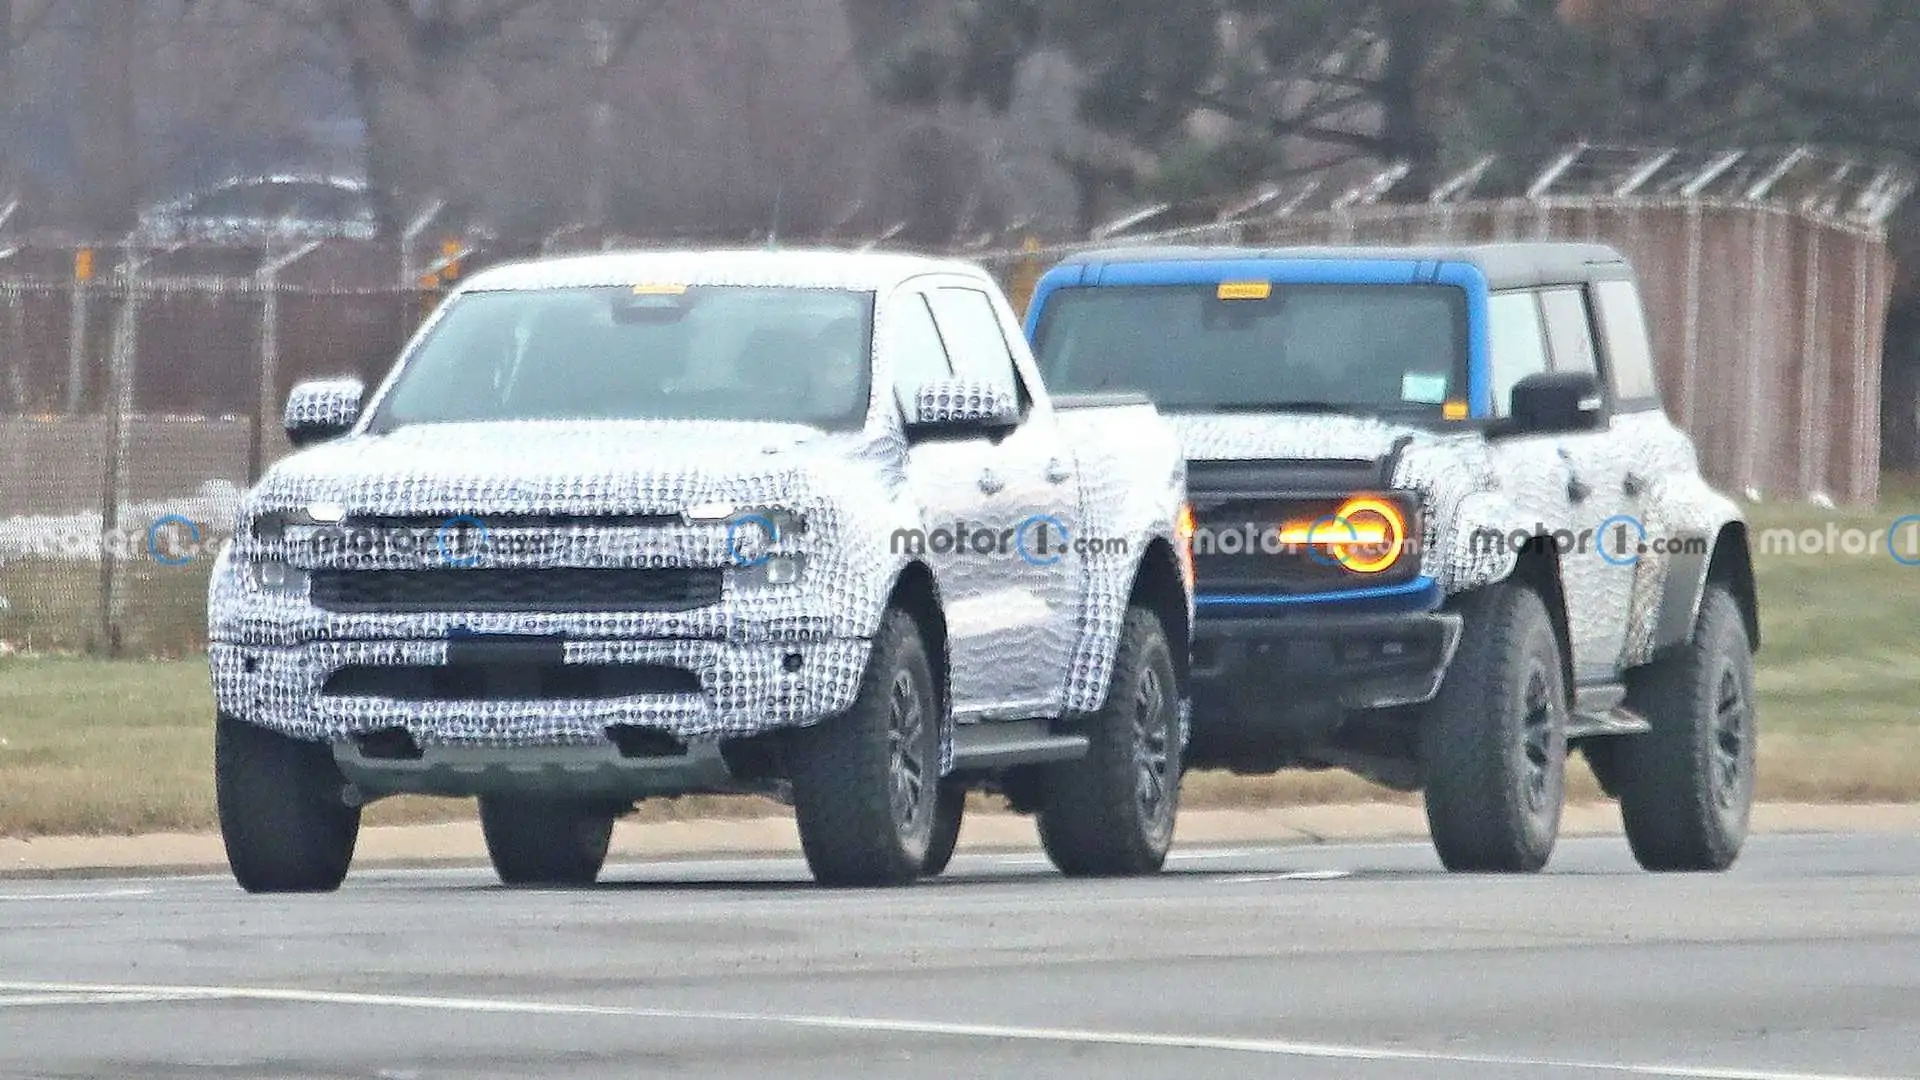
[1167, 412, 1440, 464]
[248, 419, 880, 517]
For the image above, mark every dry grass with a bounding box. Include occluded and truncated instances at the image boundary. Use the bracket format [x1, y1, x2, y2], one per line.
[6, 483, 1920, 838]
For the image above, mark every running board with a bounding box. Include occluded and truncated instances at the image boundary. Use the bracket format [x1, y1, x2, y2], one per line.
[950, 719, 1089, 772]
[1568, 684, 1651, 739]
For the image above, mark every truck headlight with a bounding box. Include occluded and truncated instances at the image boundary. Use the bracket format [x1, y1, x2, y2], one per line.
[250, 559, 310, 597]
[1277, 495, 1414, 575]
[733, 553, 806, 588]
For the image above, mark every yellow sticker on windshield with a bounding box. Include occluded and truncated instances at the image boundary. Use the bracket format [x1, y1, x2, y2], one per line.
[631, 283, 688, 295]
[1216, 281, 1272, 300]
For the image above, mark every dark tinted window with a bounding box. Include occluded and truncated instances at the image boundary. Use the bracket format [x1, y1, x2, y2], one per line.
[1033, 283, 1468, 415]
[1540, 288, 1599, 377]
[370, 285, 873, 430]
[1593, 280, 1660, 404]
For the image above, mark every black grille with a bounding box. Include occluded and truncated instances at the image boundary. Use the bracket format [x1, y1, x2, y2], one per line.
[1189, 492, 1422, 594]
[310, 567, 724, 613]
[323, 662, 703, 701]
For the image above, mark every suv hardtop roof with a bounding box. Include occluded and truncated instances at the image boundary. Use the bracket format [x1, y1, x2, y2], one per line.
[1054, 241, 1632, 291]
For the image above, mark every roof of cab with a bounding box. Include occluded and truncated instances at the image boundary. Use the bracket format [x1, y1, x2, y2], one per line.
[1052, 242, 1632, 290]
[459, 248, 992, 294]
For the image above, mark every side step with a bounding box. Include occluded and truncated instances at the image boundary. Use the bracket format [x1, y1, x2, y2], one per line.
[950, 719, 1088, 773]
[1568, 683, 1652, 740]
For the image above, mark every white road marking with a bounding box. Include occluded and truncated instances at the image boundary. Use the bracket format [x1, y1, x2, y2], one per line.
[0, 888, 155, 902]
[0, 980, 1893, 1080]
[1215, 870, 1352, 883]
[0, 990, 199, 1007]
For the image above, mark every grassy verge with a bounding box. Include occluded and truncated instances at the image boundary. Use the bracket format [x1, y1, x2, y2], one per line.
[4, 493, 1920, 837]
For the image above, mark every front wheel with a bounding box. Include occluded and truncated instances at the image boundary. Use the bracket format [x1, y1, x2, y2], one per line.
[788, 607, 940, 886]
[922, 781, 966, 877]
[1035, 606, 1182, 877]
[478, 797, 618, 886]
[1614, 585, 1757, 872]
[1419, 582, 1568, 873]
[215, 713, 361, 893]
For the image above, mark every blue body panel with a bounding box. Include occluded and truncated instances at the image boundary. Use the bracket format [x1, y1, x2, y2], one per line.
[1194, 577, 1444, 616]
[1025, 253, 1493, 611]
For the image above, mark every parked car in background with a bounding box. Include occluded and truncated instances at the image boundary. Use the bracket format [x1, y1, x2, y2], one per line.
[138, 173, 381, 242]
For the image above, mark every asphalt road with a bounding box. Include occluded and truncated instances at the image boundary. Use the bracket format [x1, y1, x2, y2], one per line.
[1, 831, 1917, 1080]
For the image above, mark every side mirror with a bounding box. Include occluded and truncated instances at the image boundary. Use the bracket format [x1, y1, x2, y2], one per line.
[283, 377, 366, 448]
[906, 379, 1020, 435]
[1506, 372, 1604, 435]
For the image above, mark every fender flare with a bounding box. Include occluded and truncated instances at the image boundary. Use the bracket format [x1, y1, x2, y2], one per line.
[1651, 522, 1758, 655]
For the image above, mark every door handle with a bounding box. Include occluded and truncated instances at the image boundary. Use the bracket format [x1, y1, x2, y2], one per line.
[979, 469, 1005, 495]
[1567, 475, 1591, 504]
[1045, 457, 1072, 484]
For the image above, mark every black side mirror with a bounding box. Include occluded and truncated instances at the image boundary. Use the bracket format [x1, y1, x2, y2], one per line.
[283, 377, 366, 448]
[1505, 372, 1604, 435]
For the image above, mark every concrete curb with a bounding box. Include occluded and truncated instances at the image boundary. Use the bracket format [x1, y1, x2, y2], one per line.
[4, 802, 1917, 880]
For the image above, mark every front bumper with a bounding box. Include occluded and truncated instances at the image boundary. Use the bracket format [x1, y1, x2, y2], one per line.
[1186, 600, 1462, 762]
[210, 635, 872, 747]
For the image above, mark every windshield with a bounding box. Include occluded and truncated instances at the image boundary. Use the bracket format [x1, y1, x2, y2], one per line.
[1032, 283, 1469, 416]
[367, 284, 874, 430]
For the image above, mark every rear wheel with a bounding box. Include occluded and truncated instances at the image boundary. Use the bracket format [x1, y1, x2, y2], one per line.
[788, 607, 939, 886]
[1035, 606, 1182, 877]
[215, 713, 360, 893]
[1419, 583, 1568, 873]
[478, 797, 618, 886]
[1614, 585, 1756, 872]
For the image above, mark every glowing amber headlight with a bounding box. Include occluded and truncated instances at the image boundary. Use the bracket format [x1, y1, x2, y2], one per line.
[1328, 496, 1407, 573]
[1176, 503, 1197, 591]
[1276, 495, 1410, 574]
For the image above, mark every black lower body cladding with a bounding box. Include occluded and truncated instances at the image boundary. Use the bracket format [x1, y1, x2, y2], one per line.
[1185, 610, 1461, 768]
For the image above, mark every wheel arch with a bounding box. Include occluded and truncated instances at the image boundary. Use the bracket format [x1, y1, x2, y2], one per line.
[1500, 539, 1576, 699]
[886, 560, 954, 775]
[887, 560, 950, 708]
[1652, 522, 1759, 657]
[1125, 536, 1192, 694]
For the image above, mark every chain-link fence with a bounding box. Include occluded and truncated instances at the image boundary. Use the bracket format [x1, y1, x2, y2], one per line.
[0, 243, 436, 656]
[0, 146, 1907, 657]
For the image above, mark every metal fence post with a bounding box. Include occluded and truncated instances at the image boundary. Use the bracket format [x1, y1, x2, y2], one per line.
[250, 242, 324, 482]
[96, 258, 143, 657]
[66, 248, 92, 414]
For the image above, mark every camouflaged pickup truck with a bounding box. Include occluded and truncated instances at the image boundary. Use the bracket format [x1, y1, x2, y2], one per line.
[210, 250, 1192, 892]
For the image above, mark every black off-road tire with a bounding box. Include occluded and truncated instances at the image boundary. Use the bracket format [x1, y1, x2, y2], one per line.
[788, 607, 940, 887]
[1035, 606, 1182, 877]
[215, 712, 361, 893]
[1614, 585, 1757, 872]
[478, 797, 618, 886]
[1419, 583, 1569, 873]
[922, 781, 966, 877]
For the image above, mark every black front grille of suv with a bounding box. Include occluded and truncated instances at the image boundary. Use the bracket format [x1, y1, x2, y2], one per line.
[309, 567, 724, 614]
